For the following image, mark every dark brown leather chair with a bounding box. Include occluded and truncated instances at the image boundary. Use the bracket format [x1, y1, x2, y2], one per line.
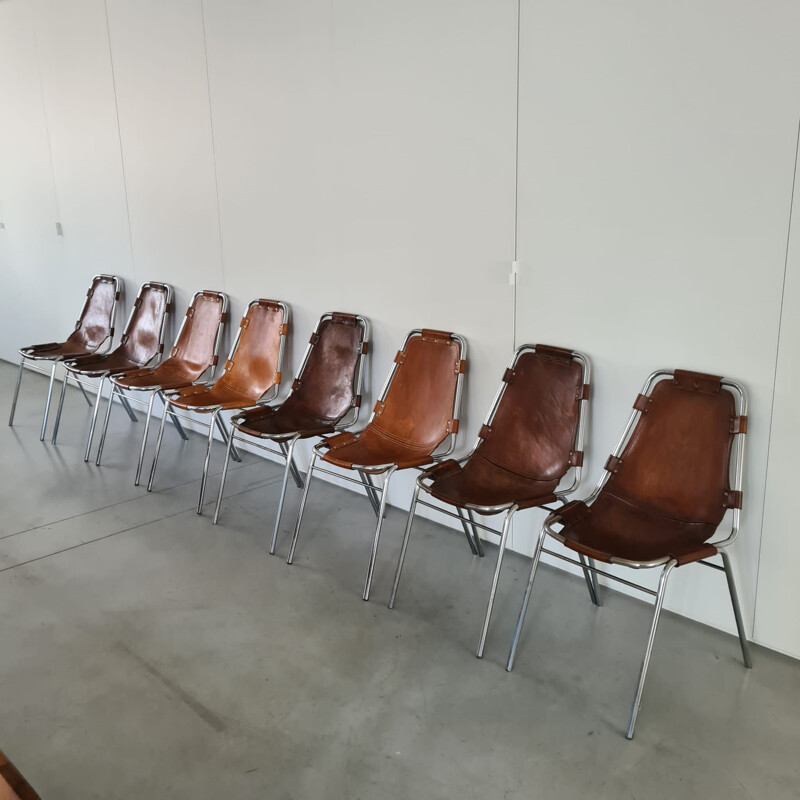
[9, 274, 121, 442]
[0, 749, 41, 800]
[51, 282, 172, 462]
[94, 290, 230, 485]
[147, 299, 289, 515]
[506, 368, 752, 739]
[213, 312, 370, 554]
[389, 344, 592, 658]
[287, 328, 467, 601]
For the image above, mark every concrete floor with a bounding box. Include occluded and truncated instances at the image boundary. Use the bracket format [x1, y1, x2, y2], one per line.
[1, 360, 799, 800]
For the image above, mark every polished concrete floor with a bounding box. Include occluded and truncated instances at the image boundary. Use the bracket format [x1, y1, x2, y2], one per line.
[1, 360, 799, 799]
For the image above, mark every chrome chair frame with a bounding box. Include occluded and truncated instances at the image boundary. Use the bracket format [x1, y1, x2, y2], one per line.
[505, 369, 752, 739]
[147, 300, 289, 515]
[94, 290, 231, 485]
[8, 274, 121, 441]
[388, 345, 593, 658]
[51, 282, 172, 462]
[213, 313, 371, 555]
[287, 329, 468, 602]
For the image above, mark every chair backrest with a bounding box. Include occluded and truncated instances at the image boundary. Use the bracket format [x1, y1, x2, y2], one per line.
[602, 369, 743, 525]
[65, 274, 120, 351]
[474, 345, 588, 489]
[281, 312, 368, 424]
[216, 299, 288, 402]
[370, 329, 466, 452]
[117, 282, 171, 366]
[166, 290, 228, 379]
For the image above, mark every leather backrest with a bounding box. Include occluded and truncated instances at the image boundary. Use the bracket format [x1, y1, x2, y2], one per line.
[65, 276, 117, 350]
[217, 300, 284, 401]
[282, 314, 364, 422]
[371, 330, 462, 449]
[477, 347, 582, 481]
[118, 283, 169, 365]
[606, 371, 736, 524]
[167, 292, 224, 376]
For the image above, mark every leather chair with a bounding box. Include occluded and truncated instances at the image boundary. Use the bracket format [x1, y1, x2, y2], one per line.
[506, 368, 752, 739]
[0, 749, 40, 800]
[389, 344, 592, 658]
[287, 328, 467, 601]
[147, 299, 289, 515]
[51, 282, 172, 462]
[94, 290, 230, 485]
[213, 312, 370, 556]
[9, 274, 121, 442]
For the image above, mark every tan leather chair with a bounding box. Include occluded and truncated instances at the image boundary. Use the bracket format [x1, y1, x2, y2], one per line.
[51, 282, 172, 462]
[9, 274, 121, 442]
[389, 344, 592, 658]
[0, 749, 40, 800]
[213, 312, 370, 555]
[94, 290, 230, 485]
[506, 368, 752, 739]
[147, 299, 289, 515]
[287, 328, 467, 601]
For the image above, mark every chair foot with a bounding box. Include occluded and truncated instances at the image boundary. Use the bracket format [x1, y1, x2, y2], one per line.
[720, 550, 753, 669]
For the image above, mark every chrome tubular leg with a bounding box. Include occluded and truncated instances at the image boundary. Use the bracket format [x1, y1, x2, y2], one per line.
[197, 410, 218, 514]
[39, 361, 58, 441]
[388, 484, 421, 609]
[270, 437, 299, 554]
[84, 377, 106, 462]
[476, 511, 513, 658]
[215, 414, 241, 463]
[77, 379, 92, 406]
[8, 358, 25, 427]
[134, 393, 157, 486]
[468, 509, 484, 557]
[506, 525, 547, 672]
[146, 399, 170, 492]
[626, 560, 676, 740]
[51, 371, 70, 444]
[363, 467, 395, 601]
[287, 451, 318, 565]
[161, 392, 188, 440]
[212, 424, 237, 525]
[721, 550, 753, 669]
[95, 383, 117, 466]
[279, 440, 303, 489]
[358, 470, 381, 518]
[578, 553, 601, 607]
[456, 507, 478, 555]
[117, 389, 138, 423]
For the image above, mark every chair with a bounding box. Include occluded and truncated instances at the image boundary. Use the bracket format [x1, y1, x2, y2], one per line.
[94, 290, 229, 485]
[213, 312, 370, 554]
[388, 344, 592, 657]
[287, 328, 467, 601]
[8, 274, 121, 441]
[505, 368, 752, 739]
[147, 299, 289, 515]
[51, 282, 172, 462]
[0, 749, 40, 800]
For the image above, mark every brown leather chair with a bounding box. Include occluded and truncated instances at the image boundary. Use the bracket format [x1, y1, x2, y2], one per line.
[147, 299, 289, 515]
[287, 328, 467, 601]
[506, 368, 752, 739]
[213, 312, 370, 555]
[9, 274, 121, 442]
[0, 749, 41, 800]
[51, 282, 172, 462]
[94, 290, 230, 485]
[389, 344, 592, 658]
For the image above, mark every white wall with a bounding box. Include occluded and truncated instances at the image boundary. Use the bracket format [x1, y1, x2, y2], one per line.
[1, 0, 799, 657]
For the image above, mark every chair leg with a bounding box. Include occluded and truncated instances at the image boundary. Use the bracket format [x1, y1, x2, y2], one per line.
[477, 510, 514, 658]
[270, 436, 300, 554]
[95, 383, 118, 466]
[359, 470, 382, 518]
[287, 451, 318, 565]
[84, 376, 107, 462]
[578, 553, 602, 606]
[720, 550, 753, 669]
[212, 425, 238, 525]
[8, 357, 25, 427]
[197, 410, 219, 514]
[134, 393, 157, 485]
[363, 466, 396, 601]
[117, 389, 138, 423]
[160, 392, 188, 441]
[146, 399, 170, 492]
[77, 379, 92, 406]
[468, 509, 484, 557]
[506, 524, 548, 671]
[39, 360, 59, 441]
[214, 413, 241, 463]
[456, 506, 478, 555]
[279, 440, 303, 489]
[626, 559, 676, 739]
[388, 484, 421, 609]
[51, 371, 70, 444]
